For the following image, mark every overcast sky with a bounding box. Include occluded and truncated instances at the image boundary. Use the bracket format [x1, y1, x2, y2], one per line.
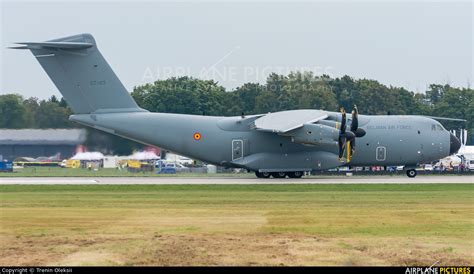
[1, 0, 472, 99]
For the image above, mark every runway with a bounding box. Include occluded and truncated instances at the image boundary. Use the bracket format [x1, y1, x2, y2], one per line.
[0, 175, 472, 184]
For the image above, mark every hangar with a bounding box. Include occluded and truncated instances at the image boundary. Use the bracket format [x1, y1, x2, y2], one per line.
[0, 129, 86, 161]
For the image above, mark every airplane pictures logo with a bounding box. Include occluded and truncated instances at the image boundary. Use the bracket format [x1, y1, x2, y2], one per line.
[405, 266, 471, 274]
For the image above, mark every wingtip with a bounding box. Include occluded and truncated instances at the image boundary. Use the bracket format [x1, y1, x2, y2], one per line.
[9, 42, 31, 49]
[7, 45, 28, 49]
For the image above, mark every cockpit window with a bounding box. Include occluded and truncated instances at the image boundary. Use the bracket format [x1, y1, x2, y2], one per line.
[431, 123, 445, 131]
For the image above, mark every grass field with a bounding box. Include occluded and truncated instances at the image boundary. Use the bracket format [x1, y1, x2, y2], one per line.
[1, 184, 473, 266]
[0, 166, 248, 177]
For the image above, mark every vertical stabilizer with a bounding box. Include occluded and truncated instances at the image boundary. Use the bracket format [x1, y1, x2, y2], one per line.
[12, 33, 145, 114]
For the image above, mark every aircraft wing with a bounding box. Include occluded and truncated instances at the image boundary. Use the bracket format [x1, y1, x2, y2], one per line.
[253, 109, 328, 133]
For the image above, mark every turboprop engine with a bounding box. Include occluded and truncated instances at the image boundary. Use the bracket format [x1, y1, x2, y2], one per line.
[286, 123, 347, 146]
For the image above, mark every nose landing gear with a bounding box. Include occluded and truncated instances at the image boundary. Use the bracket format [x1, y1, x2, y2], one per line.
[406, 169, 417, 178]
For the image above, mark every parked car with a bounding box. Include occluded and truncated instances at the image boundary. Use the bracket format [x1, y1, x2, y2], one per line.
[424, 164, 433, 171]
[0, 161, 13, 172]
[386, 166, 397, 172]
[155, 160, 190, 174]
[467, 159, 474, 171]
[155, 160, 176, 174]
[165, 162, 190, 172]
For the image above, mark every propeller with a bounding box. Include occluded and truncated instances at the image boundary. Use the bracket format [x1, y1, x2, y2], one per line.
[351, 105, 366, 138]
[338, 105, 366, 162]
[338, 107, 350, 161]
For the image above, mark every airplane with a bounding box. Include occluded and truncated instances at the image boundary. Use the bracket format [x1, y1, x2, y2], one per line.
[10, 33, 462, 178]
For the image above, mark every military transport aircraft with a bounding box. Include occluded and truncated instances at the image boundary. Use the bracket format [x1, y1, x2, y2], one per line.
[11, 34, 462, 178]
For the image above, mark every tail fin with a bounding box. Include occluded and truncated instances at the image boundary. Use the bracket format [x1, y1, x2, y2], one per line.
[11, 33, 145, 114]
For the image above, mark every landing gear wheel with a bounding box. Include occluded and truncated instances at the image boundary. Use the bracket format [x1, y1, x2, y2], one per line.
[406, 169, 417, 178]
[255, 171, 271, 178]
[288, 171, 303, 178]
[271, 172, 287, 178]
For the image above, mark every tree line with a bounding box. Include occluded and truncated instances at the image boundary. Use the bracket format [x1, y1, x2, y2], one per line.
[1, 73, 473, 154]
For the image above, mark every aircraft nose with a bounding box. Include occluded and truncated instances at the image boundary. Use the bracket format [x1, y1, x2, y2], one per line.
[450, 133, 461, 154]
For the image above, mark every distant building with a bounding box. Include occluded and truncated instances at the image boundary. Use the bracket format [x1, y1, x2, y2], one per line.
[0, 129, 86, 161]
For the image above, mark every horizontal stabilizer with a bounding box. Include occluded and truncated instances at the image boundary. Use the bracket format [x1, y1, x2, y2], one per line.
[12, 41, 94, 50]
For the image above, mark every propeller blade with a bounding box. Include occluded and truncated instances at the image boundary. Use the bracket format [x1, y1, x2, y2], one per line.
[350, 105, 358, 132]
[348, 105, 365, 157]
[346, 141, 351, 162]
[338, 136, 345, 160]
[338, 107, 347, 161]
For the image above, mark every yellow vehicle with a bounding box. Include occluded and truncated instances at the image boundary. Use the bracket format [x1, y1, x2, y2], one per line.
[127, 160, 154, 173]
[65, 159, 80, 168]
[127, 160, 141, 169]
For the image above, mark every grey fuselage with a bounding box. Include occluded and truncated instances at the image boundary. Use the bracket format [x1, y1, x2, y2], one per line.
[71, 110, 453, 172]
[13, 33, 459, 172]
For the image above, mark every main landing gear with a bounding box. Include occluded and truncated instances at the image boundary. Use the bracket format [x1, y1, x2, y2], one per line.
[406, 169, 417, 178]
[255, 171, 304, 179]
[255, 171, 271, 178]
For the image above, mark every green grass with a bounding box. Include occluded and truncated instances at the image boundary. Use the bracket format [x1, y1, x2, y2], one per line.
[1, 182, 472, 192]
[1, 184, 473, 265]
[0, 166, 249, 177]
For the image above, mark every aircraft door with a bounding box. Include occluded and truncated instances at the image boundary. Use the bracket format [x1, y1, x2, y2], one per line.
[232, 139, 244, 161]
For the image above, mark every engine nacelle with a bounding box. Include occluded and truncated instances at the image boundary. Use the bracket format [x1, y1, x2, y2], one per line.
[286, 123, 340, 146]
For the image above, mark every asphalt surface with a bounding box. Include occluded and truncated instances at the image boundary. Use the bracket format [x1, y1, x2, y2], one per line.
[0, 175, 472, 185]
